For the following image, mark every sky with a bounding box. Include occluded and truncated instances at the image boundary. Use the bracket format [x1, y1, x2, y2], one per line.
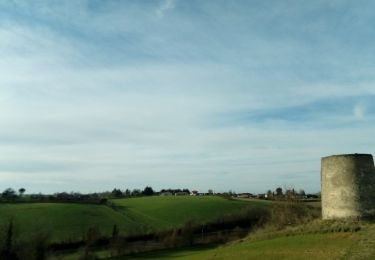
[0, 0, 375, 194]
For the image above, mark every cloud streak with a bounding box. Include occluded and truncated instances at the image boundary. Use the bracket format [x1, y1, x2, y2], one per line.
[156, 0, 176, 18]
[0, 1, 374, 194]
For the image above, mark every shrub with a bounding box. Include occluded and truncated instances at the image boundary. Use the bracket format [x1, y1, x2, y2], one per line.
[267, 202, 320, 229]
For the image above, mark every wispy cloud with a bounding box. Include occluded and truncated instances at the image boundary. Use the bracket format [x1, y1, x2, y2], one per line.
[0, 1, 375, 193]
[156, 0, 176, 18]
[353, 103, 366, 120]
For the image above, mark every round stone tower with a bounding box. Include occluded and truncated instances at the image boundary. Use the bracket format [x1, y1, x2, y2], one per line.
[321, 154, 375, 219]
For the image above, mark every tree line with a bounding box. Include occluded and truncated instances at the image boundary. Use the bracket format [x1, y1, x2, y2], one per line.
[0, 186, 192, 203]
[265, 187, 319, 200]
[1, 188, 26, 201]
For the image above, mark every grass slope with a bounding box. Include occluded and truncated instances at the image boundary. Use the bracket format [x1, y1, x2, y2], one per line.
[126, 233, 359, 260]
[0, 203, 132, 242]
[124, 218, 375, 260]
[110, 196, 268, 232]
[0, 196, 264, 243]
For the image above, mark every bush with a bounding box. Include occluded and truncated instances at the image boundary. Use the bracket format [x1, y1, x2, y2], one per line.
[0, 220, 50, 260]
[267, 202, 320, 229]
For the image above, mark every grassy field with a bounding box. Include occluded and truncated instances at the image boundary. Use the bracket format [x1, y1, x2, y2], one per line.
[124, 232, 359, 259]
[0, 203, 130, 242]
[121, 222, 375, 260]
[110, 196, 270, 232]
[0, 196, 264, 242]
[120, 218, 375, 260]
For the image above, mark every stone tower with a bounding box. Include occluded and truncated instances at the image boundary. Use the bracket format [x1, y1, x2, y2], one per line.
[321, 154, 375, 219]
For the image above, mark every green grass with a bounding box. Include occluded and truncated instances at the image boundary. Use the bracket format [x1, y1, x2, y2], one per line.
[113, 202, 375, 260]
[119, 217, 375, 260]
[123, 232, 359, 260]
[0, 203, 130, 242]
[0, 196, 264, 243]
[110, 196, 269, 232]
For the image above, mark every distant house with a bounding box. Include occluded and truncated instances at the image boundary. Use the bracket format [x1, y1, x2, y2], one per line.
[257, 193, 266, 199]
[306, 194, 319, 199]
[237, 193, 252, 198]
[190, 190, 198, 196]
[160, 192, 173, 196]
[175, 191, 189, 196]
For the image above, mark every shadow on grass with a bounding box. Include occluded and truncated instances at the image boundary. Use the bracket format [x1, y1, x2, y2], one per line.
[119, 244, 219, 259]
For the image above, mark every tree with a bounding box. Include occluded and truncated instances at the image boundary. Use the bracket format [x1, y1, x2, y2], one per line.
[2, 188, 17, 201]
[285, 189, 295, 201]
[109, 224, 125, 257]
[111, 189, 123, 198]
[275, 187, 283, 197]
[18, 188, 25, 197]
[142, 186, 154, 196]
[266, 190, 273, 199]
[131, 189, 141, 197]
[83, 227, 100, 259]
[181, 220, 195, 246]
[0, 220, 18, 259]
[111, 225, 119, 238]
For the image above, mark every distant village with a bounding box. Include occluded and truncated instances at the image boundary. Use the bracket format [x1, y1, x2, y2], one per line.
[0, 186, 319, 203]
[158, 187, 319, 200]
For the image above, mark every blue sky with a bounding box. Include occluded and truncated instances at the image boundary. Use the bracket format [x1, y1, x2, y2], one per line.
[0, 0, 375, 194]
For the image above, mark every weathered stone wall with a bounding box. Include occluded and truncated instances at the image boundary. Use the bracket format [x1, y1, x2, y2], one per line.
[321, 154, 375, 219]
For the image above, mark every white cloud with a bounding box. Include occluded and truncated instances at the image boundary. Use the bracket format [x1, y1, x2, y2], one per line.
[156, 0, 176, 18]
[1, 2, 375, 194]
[353, 104, 366, 120]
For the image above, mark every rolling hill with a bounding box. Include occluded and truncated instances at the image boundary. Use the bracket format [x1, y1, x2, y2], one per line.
[0, 196, 265, 242]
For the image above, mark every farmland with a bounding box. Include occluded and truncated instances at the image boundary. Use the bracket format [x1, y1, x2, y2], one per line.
[126, 232, 359, 260]
[0, 203, 129, 242]
[3, 196, 352, 260]
[3, 196, 370, 260]
[109, 196, 270, 232]
[118, 219, 375, 260]
[0, 196, 265, 242]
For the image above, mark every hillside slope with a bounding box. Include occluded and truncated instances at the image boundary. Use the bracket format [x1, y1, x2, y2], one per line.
[126, 221, 375, 260]
[0, 203, 130, 242]
[0, 196, 263, 242]
[110, 196, 269, 232]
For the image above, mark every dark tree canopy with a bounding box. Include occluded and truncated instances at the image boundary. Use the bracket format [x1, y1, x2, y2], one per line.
[18, 188, 26, 196]
[2, 188, 18, 201]
[111, 189, 123, 198]
[124, 189, 131, 197]
[160, 188, 190, 195]
[142, 186, 154, 196]
[131, 189, 142, 196]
